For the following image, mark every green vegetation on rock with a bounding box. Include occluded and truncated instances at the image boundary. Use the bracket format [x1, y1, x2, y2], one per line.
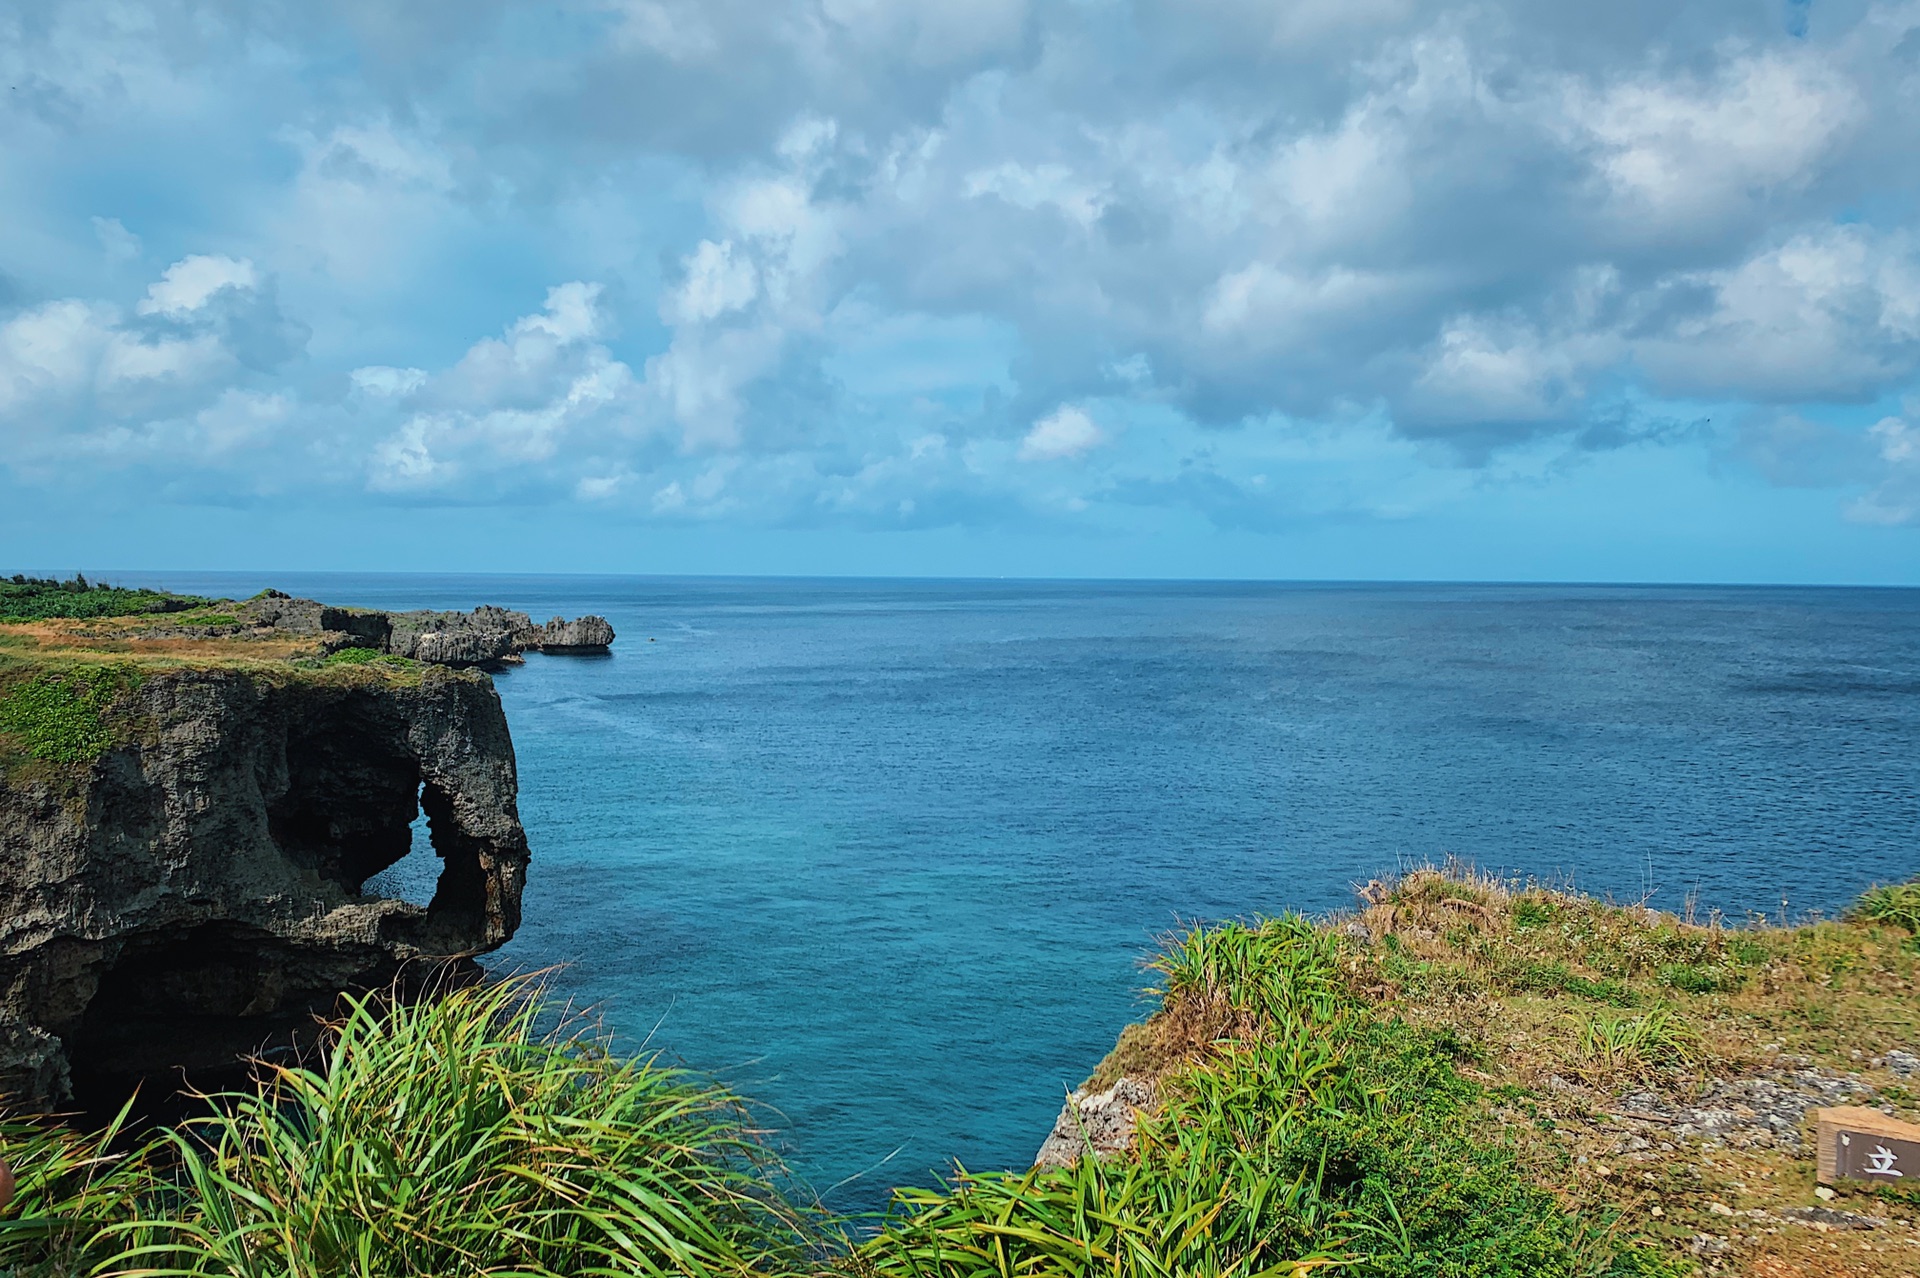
[0, 575, 211, 622]
[323, 646, 415, 669]
[0, 664, 143, 766]
[4, 870, 1918, 1276]
[1850, 880, 1920, 937]
[864, 915, 1683, 1278]
[1, 978, 821, 1278]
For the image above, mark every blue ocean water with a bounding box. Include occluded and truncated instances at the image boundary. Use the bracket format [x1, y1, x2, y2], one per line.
[108, 575, 1920, 1209]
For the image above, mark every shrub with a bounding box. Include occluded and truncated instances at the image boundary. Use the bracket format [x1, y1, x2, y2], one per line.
[1850, 881, 1920, 935]
[1510, 899, 1557, 930]
[0, 575, 211, 622]
[1656, 963, 1735, 995]
[0, 664, 143, 765]
[323, 647, 416, 671]
[1497, 959, 1636, 1007]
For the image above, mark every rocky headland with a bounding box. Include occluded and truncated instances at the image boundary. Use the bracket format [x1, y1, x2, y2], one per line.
[226, 590, 615, 666]
[0, 587, 614, 1107]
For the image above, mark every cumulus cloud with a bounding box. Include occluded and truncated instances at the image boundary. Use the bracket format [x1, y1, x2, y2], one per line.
[137, 255, 260, 317]
[1848, 411, 1920, 526]
[1020, 405, 1104, 460]
[0, 253, 307, 473]
[5, 0, 1920, 537]
[367, 283, 639, 492]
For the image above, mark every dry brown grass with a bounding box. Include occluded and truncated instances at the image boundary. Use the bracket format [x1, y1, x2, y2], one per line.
[0, 618, 320, 667]
[1077, 862, 1920, 1276]
[1346, 863, 1920, 1277]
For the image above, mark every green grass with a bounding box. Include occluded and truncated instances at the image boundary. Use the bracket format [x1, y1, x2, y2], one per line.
[861, 917, 1686, 1278]
[0, 1102, 149, 1276]
[0, 575, 211, 622]
[39, 868, 1920, 1275]
[1850, 881, 1920, 935]
[0, 664, 144, 765]
[165, 610, 240, 628]
[323, 646, 414, 669]
[1576, 1010, 1704, 1081]
[2, 977, 823, 1278]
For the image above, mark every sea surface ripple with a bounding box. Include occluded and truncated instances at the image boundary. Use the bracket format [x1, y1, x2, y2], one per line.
[123, 574, 1920, 1210]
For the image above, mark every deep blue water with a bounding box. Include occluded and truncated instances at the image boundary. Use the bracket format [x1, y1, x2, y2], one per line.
[105, 575, 1920, 1209]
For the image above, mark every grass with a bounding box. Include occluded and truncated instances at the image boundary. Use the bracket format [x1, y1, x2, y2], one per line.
[0, 576, 211, 623]
[859, 915, 1684, 1278]
[1, 977, 824, 1278]
[1575, 1011, 1704, 1082]
[323, 646, 418, 670]
[4, 871, 1918, 1276]
[1850, 881, 1920, 936]
[0, 1103, 149, 1275]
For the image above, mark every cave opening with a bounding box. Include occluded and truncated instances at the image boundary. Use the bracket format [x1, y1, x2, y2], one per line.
[65, 921, 357, 1132]
[361, 784, 440, 907]
[66, 761, 494, 1133]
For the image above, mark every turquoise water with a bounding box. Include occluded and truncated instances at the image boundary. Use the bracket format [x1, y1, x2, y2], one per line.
[115, 575, 1920, 1209]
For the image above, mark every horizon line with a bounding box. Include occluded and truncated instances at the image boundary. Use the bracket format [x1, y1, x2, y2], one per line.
[19, 567, 1920, 593]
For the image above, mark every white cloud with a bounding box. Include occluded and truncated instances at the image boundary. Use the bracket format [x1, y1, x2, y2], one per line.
[964, 163, 1107, 228]
[137, 255, 260, 316]
[1636, 226, 1920, 401]
[351, 366, 429, 397]
[1020, 405, 1105, 461]
[0, 254, 303, 470]
[10, 0, 1920, 540]
[1848, 413, 1920, 526]
[663, 240, 759, 325]
[0, 300, 110, 418]
[368, 283, 640, 491]
[1572, 50, 1862, 229]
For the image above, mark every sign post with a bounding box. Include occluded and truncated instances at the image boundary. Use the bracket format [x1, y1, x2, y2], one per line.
[1815, 1106, 1920, 1186]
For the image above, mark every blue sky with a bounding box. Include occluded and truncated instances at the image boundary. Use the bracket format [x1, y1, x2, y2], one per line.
[4, 0, 1920, 582]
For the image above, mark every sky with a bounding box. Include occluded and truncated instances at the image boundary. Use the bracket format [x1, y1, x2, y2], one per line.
[3, 0, 1920, 582]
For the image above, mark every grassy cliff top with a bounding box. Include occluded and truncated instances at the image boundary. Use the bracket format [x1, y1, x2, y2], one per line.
[0, 575, 302, 671]
[1068, 864, 1920, 1277]
[0, 582, 447, 779]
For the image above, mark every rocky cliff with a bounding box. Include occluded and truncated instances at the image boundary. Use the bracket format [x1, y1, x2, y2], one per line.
[240, 593, 615, 667]
[0, 660, 530, 1109]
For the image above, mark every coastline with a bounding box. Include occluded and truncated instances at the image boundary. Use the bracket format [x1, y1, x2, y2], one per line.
[4, 579, 1918, 1274]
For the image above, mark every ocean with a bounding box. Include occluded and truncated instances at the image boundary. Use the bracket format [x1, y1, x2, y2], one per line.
[108, 574, 1920, 1210]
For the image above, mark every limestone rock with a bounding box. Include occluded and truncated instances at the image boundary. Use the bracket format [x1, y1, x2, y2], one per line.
[377, 605, 614, 665]
[529, 615, 616, 653]
[0, 665, 529, 1108]
[386, 607, 528, 666]
[233, 595, 615, 666]
[1035, 1076, 1156, 1167]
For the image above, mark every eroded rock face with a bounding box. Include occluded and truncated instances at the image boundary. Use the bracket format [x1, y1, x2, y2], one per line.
[1035, 1076, 1156, 1167]
[532, 615, 615, 653]
[231, 593, 616, 667]
[0, 665, 529, 1108]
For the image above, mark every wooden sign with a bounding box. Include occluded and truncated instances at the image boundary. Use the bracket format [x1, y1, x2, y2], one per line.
[1815, 1106, 1920, 1185]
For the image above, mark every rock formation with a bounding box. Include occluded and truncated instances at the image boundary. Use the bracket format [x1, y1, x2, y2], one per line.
[1034, 1076, 1156, 1167]
[237, 593, 615, 667]
[0, 663, 529, 1108]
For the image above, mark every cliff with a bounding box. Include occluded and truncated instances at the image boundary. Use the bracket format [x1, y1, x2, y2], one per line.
[0, 590, 610, 1108]
[239, 592, 615, 666]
